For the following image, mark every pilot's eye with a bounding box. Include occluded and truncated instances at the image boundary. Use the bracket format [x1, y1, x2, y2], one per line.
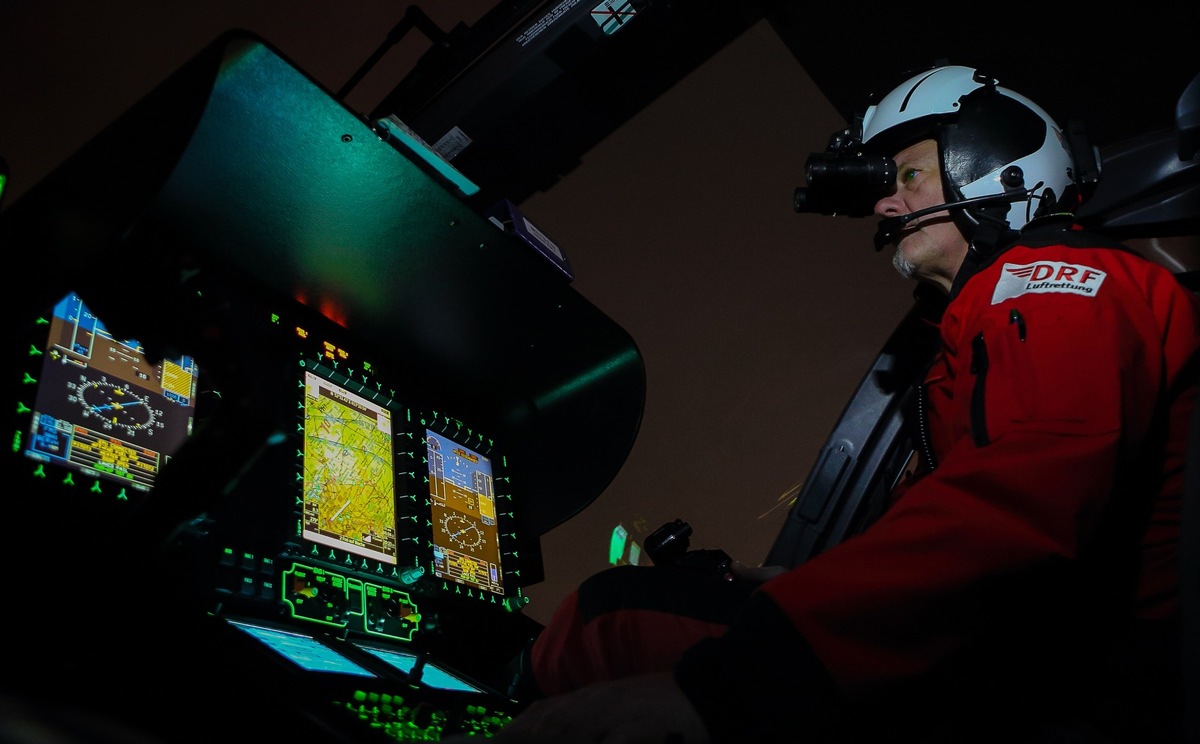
[901, 167, 920, 183]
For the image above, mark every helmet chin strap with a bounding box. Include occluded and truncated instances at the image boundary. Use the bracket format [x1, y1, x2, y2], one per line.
[871, 185, 1043, 252]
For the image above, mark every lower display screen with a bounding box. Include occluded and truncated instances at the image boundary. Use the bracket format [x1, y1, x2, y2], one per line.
[354, 643, 483, 692]
[228, 619, 377, 677]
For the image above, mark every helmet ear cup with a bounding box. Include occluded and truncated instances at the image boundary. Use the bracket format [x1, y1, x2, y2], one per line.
[946, 85, 1079, 243]
[938, 89, 1050, 241]
[939, 88, 1047, 198]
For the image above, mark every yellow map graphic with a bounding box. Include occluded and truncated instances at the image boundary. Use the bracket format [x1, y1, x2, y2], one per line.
[302, 372, 397, 563]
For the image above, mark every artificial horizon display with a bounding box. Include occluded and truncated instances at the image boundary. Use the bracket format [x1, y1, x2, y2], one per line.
[426, 429, 504, 596]
[21, 291, 199, 494]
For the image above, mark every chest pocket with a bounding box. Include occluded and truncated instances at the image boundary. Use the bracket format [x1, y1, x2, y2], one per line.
[970, 304, 1121, 445]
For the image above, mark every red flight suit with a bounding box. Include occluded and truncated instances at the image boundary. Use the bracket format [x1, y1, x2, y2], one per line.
[532, 221, 1200, 741]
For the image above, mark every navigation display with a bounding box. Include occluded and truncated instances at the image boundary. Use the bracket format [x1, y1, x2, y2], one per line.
[426, 430, 504, 595]
[21, 291, 199, 493]
[301, 370, 399, 565]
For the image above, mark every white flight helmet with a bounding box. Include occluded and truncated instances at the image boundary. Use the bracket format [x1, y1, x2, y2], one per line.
[859, 65, 1079, 243]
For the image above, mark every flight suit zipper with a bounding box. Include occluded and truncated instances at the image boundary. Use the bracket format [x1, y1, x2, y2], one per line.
[916, 380, 938, 472]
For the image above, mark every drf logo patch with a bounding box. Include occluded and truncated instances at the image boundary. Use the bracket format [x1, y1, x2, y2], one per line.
[991, 261, 1107, 304]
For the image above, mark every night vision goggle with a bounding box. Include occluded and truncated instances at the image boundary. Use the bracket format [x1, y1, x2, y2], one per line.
[792, 129, 896, 218]
[793, 128, 1045, 251]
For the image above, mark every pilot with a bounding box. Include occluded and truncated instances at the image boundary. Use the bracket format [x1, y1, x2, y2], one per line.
[448, 65, 1200, 743]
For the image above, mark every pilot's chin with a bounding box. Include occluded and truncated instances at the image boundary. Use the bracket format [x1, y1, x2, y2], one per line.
[891, 244, 918, 279]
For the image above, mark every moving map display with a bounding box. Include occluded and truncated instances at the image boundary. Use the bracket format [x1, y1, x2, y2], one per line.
[301, 371, 399, 565]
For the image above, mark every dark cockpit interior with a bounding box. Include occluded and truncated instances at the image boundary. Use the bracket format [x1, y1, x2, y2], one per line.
[1, 2, 1197, 741]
